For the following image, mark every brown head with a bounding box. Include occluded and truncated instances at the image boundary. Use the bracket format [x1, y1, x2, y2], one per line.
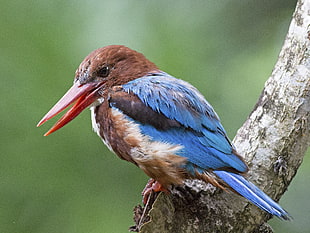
[37, 45, 158, 135]
[76, 45, 157, 86]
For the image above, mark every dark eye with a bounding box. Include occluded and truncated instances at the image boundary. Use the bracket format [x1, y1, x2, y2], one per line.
[97, 66, 109, 77]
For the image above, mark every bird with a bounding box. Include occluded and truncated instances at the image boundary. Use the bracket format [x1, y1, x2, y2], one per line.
[37, 45, 290, 220]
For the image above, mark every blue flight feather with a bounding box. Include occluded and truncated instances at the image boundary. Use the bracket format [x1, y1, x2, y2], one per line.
[214, 171, 291, 220]
[140, 125, 247, 171]
[136, 124, 247, 172]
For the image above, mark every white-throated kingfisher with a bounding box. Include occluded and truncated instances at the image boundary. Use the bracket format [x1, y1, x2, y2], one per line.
[37, 45, 290, 220]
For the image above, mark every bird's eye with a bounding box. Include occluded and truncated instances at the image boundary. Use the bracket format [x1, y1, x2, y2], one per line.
[97, 66, 109, 78]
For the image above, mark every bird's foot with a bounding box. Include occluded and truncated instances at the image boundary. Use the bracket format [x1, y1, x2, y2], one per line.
[142, 179, 168, 205]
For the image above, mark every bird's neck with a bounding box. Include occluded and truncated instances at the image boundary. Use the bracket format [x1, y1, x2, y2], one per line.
[90, 99, 113, 152]
[90, 99, 138, 164]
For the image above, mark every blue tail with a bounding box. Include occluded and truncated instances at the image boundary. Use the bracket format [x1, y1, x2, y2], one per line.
[214, 170, 291, 220]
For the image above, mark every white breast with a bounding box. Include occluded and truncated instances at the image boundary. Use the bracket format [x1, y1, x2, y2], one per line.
[90, 99, 113, 152]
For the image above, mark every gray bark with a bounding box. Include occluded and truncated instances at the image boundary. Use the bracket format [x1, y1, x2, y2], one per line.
[130, 0, 310, 232]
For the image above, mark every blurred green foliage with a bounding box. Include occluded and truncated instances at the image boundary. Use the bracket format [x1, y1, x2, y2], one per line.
[1, 0, 309, 232]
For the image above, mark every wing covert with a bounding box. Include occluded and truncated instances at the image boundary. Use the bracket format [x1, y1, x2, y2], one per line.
[114, 72, 247, 172]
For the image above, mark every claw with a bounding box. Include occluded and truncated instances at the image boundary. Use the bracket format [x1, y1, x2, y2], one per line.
[142, 179, 168, 204]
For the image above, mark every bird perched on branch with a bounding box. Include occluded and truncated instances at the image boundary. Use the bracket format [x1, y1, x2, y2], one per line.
[38, 45, 290, 220]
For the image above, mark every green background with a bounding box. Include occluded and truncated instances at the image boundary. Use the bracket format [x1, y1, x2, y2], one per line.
[1, 0, 309, 232]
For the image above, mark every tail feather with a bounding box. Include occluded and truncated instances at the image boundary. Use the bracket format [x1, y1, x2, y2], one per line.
[214, 170, 291, 220]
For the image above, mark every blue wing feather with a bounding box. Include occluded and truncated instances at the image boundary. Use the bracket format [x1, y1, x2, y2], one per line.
[122, 72, 247, 172]
[214, 171, 291, 220]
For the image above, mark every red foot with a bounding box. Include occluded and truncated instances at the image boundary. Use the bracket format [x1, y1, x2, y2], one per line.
[142, 179, 168, 204]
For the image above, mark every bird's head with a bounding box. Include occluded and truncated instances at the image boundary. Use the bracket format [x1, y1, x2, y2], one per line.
[37, 45, 157, 135]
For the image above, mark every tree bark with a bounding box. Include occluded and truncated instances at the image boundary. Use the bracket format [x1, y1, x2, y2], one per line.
[130, 0, 310, 232]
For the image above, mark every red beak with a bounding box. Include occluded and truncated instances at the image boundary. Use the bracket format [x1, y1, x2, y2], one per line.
[37, 81, 103, 136]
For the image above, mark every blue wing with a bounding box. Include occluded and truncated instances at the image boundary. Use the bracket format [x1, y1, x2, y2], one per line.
[120, 71, 248, 173]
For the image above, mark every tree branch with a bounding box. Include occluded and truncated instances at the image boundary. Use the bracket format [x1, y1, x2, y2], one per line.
[131, 0, 310, 232]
